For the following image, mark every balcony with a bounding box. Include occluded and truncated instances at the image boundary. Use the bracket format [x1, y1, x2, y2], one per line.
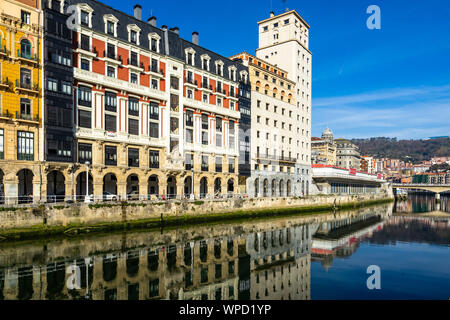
[75, 42, 97, 58]
[200, 82, 213, 93]
[15, 80, 39, 95]
[74, 68, 167, 102]
[127, 58, 144, 71]
[148, 65, 164, 78]
[16, 50, 39, 66]
[0, 44, 7, 58]
[256, 153, 297, 164]
[102, 50, 122, 65]
[184, 77, 197, 88]
[0, 78, 11, 90]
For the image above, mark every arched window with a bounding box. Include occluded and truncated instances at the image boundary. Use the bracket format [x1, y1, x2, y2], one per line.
[20, 39, 31, 59]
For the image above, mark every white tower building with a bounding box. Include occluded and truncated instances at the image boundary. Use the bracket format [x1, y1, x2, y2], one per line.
[256, 10, 312, 194]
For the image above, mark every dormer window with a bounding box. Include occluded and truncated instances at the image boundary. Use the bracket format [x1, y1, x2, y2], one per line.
[216, 60, 224, 77]
[103, 14, 118, 36]
[107, 21, 114, 34]
[148, 33, 161, 53]
[130, 30, 137, 44]
[228, 67, 237, 81]
[78, 4, 94, 28]
[127, 24, 141, 45]
[80, 11, 89, 26]
[185, 48, 196, 66]
[201, 54, 210, 71]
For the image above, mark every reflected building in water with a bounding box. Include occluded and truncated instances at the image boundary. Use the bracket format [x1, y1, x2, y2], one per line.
[0, 224, 312, 301]
[311, 211, 386, 271]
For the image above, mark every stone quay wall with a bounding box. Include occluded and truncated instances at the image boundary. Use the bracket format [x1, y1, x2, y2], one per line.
[0, 193, 393, 231]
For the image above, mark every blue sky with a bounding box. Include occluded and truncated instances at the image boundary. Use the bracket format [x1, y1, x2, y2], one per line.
[107, 0, 450, 140]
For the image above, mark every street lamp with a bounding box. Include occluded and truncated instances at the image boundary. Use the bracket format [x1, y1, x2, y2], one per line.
[84, 161, 91, 203]
[190, 168, 195, 200]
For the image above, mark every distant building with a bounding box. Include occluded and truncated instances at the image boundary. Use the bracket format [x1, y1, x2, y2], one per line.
[335, 139, 361, 171]
[361, 156, 375, 174]
[311, 127, 336, 166]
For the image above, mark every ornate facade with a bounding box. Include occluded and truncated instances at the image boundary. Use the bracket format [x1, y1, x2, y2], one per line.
[0, 0, 43, 204]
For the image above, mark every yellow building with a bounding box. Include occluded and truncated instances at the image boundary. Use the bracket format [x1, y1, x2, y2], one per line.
[0, 0, 42, 204]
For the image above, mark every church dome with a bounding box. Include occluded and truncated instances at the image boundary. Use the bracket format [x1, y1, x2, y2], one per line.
[321, 127, 334, 141]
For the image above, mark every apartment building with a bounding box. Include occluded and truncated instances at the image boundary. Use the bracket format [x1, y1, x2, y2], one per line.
[65, 0, 246, 200]
[231, 52, 301, 197]
[0, 0, 43, 204]
[254, 10, 312, 195]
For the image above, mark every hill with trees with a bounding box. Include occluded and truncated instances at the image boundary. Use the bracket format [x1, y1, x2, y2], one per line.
[350, 137, 450, 163]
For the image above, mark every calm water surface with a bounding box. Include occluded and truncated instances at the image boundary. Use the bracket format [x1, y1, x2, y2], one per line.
[0, 195, 449, 300]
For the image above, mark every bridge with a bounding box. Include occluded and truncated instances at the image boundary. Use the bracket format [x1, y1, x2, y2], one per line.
[392, 184, 450, 200]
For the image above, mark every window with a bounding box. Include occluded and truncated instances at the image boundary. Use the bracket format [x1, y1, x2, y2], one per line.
[105, 114, 116, 132]
[128, 119, 139, 135]
[284, 19, 290, 24]
[78, 110, 91, 128]
[17, 131, 34, 161]
[20, 98, 31, 118]
[128, 148, 139, 167]
[81, 59, 90, 71]
[105, 146, 117, 165]
[228, 158, 235, 173]
[217, 98, 222, 107]
[80, 10, 89, 26]
[107, 66, 115, 78]
[128, 98, 139, 116]
[107, 44, 115, 59]
[229, 122, 235, 149]
[62, 82, 72, 95]
[130, 73, 138, 84]
[107, 21, 114, 35]
[149, 102, 159, 138]
[187, 89, 193, 99]
[130, 52, 138, 66]
[0, 129, 3, 159]
[149, 279, 159, 298]
[47, 78, 58, 92]
[149, 120, 159, 138]
[105, 92, 117, 112]
[20, 68, 31, 87]
[202, 155, 209, 171]
[263, 26, 268, 31]
[215, 157, 222, 172]
[202, 94, 208, 103]
[185, 153, 193, 170]
[151, 38, 158, 52]
[201, 114, 208, 145]
[130, 30, 137, 44]
[151, 79, 158, 90]
[80, 34, 90, 51]
[216, 117, 222, 147]
[170, 76, 179, 90]
[78, 143, 92, 163]
[21, 11, 30, 24]
[78, 86, 91, 106]
[149, 151, 159, 168]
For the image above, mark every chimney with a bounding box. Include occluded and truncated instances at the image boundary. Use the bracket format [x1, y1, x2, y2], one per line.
[134, 4, 142, 20]
[148, 16, 156, 27]
[172, 27, 179, 35]
[270, 11, 275, 17]
[192, 31, 199, 45]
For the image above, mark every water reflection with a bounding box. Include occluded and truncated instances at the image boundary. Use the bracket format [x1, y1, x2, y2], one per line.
[0, 200, 448, 300]
[395, 194, 450, 213]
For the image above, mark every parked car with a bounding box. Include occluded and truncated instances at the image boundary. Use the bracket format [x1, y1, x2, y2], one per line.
[103, 191, 118, 201]
[127, 190, 139, 201]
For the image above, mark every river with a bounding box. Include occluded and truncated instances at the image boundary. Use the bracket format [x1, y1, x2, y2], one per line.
[0, 195, 448, 300]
